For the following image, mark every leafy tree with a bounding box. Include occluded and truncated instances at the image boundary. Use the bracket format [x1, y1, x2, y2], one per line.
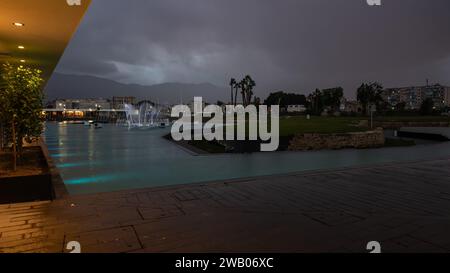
[356, 82, 384, 115]
[307, 89, 324, 115]
[264, 91, 307, 107]
[444, 106, 450, 114]
[284, 93, 307, 106]
[321, 87, 344, 111]
[0, 96, 6, 151]
[395, 102, 406, 112]
[0, 63, 44, 171]
[420, 98, 434, 115]
[264, 91, 284, 106]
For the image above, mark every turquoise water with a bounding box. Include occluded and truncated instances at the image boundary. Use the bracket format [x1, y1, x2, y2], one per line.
[44, 122, 450, 195]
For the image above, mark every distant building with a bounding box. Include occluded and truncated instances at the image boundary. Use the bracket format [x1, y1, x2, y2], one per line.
[50, 98, 111, 110]
[45, 98, 110, 120]
[446, 87, 450, 107]
[382, 84, 450, 110]
[341, 100, 362, 113]
[286, 105, 306, 113]
[112, 96, 136, 109]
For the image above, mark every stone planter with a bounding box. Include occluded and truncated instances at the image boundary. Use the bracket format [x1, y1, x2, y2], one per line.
[0, 173, 53, 204]
[0, 142, 65, 204]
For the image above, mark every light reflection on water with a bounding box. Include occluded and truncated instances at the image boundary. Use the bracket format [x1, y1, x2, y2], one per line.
[44, 122, 450, 195]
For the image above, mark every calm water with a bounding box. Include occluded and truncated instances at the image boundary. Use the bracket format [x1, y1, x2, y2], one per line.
[44, 122, 450, 195]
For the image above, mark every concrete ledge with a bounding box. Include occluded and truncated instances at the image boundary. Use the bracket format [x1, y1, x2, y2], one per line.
[398, 127, 450, 141]
[39, 139, 68, 199]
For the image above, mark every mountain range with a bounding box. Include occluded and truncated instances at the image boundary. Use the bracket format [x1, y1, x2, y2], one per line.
[44, 73, 229, 104]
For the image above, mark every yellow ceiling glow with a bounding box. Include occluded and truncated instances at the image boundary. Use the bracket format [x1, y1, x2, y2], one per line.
[1, 0, 92, 86]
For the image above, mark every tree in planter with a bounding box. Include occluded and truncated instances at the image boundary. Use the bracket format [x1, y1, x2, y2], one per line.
[0, 100, 6, 151]
[0, 63, 44, 171]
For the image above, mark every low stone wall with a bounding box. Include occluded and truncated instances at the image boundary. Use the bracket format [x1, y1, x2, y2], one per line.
[288, 128, 385, 151]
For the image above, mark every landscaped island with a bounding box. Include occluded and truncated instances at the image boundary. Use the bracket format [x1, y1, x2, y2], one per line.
[166, 115, 448, 154]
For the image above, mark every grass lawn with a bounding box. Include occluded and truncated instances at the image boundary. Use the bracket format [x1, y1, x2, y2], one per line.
[278, 115, 449, 136]
[183, 115, 449, 153]
[187, 116, 369, 152]
[279, 116, 367, 136]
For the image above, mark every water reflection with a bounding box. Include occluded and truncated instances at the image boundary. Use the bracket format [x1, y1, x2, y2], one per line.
[44, 122, 450, 195]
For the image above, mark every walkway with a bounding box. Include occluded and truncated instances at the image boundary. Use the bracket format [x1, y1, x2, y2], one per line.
[1, 157, 450, 253]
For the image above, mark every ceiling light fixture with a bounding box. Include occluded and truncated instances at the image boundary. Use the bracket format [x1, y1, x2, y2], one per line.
[13, 22, 25, 27]
[18, 45, 25, 49]
[20, 59, 26, 63]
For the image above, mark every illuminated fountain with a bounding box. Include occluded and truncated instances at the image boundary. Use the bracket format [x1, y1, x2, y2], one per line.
[123, 102, 169, 129]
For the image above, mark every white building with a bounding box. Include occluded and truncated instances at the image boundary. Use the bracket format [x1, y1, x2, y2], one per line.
[52, 98, 111, 110]
[382, 84, 450, 110]
[286, 105, 306, 113]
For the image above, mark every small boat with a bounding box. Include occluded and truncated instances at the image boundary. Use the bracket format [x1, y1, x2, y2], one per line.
[83, 121, 93, 127]
[94, 123, 103, 129]
[159, 121, 169, 128]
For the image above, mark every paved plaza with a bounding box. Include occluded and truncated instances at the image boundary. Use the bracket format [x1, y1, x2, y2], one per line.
[1, 157, 450, 253]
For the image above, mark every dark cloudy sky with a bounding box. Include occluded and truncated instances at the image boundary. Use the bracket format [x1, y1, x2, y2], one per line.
[55, 0, 450, 99]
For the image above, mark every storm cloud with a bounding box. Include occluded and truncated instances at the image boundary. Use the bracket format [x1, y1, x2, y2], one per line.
[54, 0, 450, 100]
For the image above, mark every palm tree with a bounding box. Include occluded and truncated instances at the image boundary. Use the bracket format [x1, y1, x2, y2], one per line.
[309, 89, 323, 115]
[244, 75, 256, 106]
[238, 75, 256, 106]
[229, 78, 236, 105]
[239, 79, 246, 106]
[234, 82, 240, 106]
[230, 75, 256, 106]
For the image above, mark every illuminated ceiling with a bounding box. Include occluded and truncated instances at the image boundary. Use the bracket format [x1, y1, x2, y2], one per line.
[0, 0, 91, 88]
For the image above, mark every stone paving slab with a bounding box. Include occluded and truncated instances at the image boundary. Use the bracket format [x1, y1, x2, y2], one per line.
[1, 157, 450, 253]
[64, 226, 142, 253]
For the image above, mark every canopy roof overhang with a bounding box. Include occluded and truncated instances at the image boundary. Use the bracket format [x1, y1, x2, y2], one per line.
[0, 0, 91, 89]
